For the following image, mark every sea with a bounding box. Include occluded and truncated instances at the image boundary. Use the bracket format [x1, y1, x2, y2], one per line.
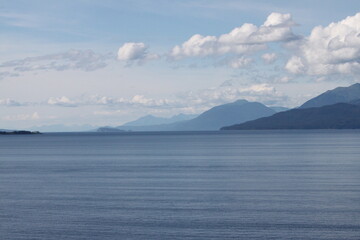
[1, 130, 360, 239]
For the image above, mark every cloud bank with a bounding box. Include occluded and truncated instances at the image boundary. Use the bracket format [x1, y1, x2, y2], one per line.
[0, 82, 288, 113]
[1, 12, 359, 82]
[169, 12, 299, 60]
[285, 12, 360, 76]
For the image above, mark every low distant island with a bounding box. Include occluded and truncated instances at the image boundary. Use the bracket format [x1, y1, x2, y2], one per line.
[0, 131, 41, 135]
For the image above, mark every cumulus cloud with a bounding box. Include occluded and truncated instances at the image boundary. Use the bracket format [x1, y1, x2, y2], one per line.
[285, 12, 360, 76]
[0, 49, 114, 79]
[47, 96, 77, 107]
[118, 42, 146, 60]
[262, 52, 277, 64]
[169, 12, 299, 60]
[117, 42, 159, 64]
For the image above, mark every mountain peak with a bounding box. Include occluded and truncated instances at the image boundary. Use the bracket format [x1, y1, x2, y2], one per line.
[173, 99, 275, 130]
[232, 99, 249, 105]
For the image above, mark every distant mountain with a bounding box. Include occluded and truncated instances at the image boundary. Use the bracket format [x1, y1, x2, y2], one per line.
[222, 103, 360, 130]
[300, 83, 360, 108]
[101, 99, 276, 132]
[30, 124, 96, 132]
[171, 100, 276, 131]
[270, 106, 289, 112]
[98, 124, 173, 132]
[349, 99, 360, 105]
[0, 129, 13, 132]
[97, 127, 125, 132]
[122, 113, 197, 126]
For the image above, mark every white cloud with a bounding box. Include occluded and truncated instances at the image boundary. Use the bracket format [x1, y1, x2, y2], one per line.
[285, 12, 360, 76]
[285, 56, 305, 74]
[118, 42, 146, 60]
[263, 12, 294, 27]
[170, 12, 299, 59]
[261, 52, 277, 64]
[117, 42, 159, 64]
[47, 96, 77, 107]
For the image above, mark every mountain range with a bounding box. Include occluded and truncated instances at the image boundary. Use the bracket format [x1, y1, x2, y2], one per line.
[95, 82, 360, 132]
[100, 100, 276, 131]
[223, 83, 360, 130]
[122, 113, 197, 126]
[4, 83, 359, 133]
[222, 103, 360, 130]
[171, 100, 275, 130]
[300, 83, 360, 108]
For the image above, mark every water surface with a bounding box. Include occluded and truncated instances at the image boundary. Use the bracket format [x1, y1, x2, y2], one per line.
[1, 130, 360, 239]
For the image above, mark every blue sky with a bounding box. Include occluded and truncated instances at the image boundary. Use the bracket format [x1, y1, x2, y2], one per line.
[1, 0, 360, 130]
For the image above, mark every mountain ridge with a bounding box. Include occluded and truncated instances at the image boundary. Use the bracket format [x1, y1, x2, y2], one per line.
[222, 103, 360, 130]
[122, 113, 197, 127]
[98, 99, 276, 131]
[300, 83, 360, 109]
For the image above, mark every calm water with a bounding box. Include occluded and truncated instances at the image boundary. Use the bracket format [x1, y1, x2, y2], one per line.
[1, 130, 360, 239]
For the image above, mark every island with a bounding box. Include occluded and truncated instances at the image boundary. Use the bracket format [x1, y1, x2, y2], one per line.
[0, 131, 41, 135]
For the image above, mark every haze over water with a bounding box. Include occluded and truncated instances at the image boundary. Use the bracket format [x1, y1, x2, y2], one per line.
[1, 131, 360, 239]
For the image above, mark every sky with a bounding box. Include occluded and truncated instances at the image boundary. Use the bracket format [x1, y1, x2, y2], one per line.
[1, 0, 360, 130]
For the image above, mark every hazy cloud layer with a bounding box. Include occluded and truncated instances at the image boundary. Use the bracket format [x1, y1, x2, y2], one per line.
[0, 83, 288, 114]
[0, 98, 23, 107]
[0, 49, 114, 79]
[1, 112, 58, 122]
[2, 112, 40, 121]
